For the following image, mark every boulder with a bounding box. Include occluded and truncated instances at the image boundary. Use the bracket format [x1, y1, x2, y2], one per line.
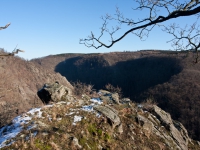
[120, 98, 131, 104]
[111, 93, 120, 104]
[37, 81, 72, 104]
[98, 90, 111, 95]
[93, 105, 121, 130]
[99, 90, 120, 104]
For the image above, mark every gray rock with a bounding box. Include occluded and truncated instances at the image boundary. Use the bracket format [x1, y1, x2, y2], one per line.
[98, 90, 111, 95]
[99, 92, 120, 104]
[152, 105, 189, 150]
[136, 114, 153, 137]
[111, 93, 120, 104]
[93, 105, 121, 129]
[120, 98, 131, 104]
[37, 81, 72, 104]
[118, 123, 123, 134]
[197, 141, 200, 146]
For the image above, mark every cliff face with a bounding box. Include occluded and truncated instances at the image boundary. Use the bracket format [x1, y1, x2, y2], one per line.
[0, 55, 72, 127]
[0, 86, 199, 150]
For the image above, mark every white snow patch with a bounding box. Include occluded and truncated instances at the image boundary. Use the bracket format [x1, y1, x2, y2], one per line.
[27, 108, 42, 118]
[66, 112, 75, 116]
[90, 98, 103, 104]
[81, 98, 102, 113]
[137, 104, 143, 108]
[0, 107, 42, 148]
[82, 105, 94, 112]
[73, 115, 82, 125]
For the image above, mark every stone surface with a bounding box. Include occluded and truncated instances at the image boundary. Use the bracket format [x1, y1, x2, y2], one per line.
[98, 90, 111, 95]
[152, 105, 189, 150]
[37, 81, 72, 104]
[120, 98, 131, 104]
[136, 114, 153, 137]
[99, 90, 120, 104]
[111, 93, 120, 104]
[93, 105, 121, 129]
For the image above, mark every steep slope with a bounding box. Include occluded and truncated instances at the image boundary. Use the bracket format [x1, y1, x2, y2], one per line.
[0, 53, 72, 128]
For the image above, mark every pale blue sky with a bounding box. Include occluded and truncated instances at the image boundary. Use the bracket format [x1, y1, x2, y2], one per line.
[0, 0, 196, 60]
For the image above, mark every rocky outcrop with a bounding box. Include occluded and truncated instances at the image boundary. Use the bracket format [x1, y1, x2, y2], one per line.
[99, 90, 120, 104]
[136, 114, 154, 138]
[152, 105, 190, 150]
[135, 105, 192, 150]
[1, 85, 200, 150]
[93, 105, 122, 132]
[37, 81, 72, 104]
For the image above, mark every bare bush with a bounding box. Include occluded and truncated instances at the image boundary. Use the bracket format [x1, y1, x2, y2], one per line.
[72, 81, 94, 97]
[105, 83, 123, 98]
[142, 96, 157, 111]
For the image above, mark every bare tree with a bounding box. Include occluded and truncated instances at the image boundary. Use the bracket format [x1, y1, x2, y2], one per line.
[0, 23, 25, 56]
[0, 23, 10, 30]
[0, 47, 25, 56]
[80, 0, 200, 60]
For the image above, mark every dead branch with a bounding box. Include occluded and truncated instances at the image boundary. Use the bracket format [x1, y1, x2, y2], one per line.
[0, 23, 11, 30]
[80, 0, 200, 50]
[0, 49, 25, 56]
[161, 19, 200, 62]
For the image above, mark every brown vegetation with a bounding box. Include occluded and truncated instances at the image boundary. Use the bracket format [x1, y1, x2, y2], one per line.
[0, 50, 72, 127]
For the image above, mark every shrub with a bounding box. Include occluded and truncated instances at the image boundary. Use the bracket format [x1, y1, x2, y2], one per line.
[105, 83, 123, 98]
[72, 81, 94, 97]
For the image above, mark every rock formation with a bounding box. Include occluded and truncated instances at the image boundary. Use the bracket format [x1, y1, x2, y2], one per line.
[37, 81, 73, 104]
[2, 87, 199, 149]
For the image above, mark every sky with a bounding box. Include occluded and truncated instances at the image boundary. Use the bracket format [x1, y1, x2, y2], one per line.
[0, 0, 197, 60]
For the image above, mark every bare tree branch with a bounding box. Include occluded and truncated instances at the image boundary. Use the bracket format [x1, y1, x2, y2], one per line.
[0, 48, 25, 57]
[0, 23, 25, 57]
[161, 19, 200, 62]
[80, 0, 200, 51]
[0, 23, 11, 30]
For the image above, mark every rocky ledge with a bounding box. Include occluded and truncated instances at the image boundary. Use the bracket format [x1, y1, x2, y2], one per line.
[0, 83, 199, 150]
